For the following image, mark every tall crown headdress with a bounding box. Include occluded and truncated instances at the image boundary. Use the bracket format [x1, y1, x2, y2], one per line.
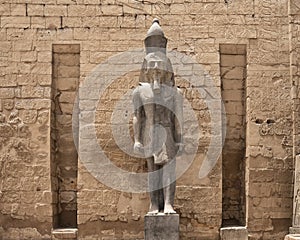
[144, 18, 168, 54]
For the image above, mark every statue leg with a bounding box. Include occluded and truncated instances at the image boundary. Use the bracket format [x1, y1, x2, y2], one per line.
[147, 157, 160, 214]
[163, 159, 176, 214]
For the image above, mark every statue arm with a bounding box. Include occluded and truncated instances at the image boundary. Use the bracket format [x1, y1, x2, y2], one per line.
[132, 87, 144, 153]
[174, 88, 183, 150]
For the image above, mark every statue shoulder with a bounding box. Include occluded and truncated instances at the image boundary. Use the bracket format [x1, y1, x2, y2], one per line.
[139, 82, 151, 87]
[176, 87, 183, 95]
[136, 82, 151, 91]
[133, 82, 151, 97]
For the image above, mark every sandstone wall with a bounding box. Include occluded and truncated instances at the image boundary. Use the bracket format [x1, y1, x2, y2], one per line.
[0, 0, 294, 239]
[290, 0, 300, 232]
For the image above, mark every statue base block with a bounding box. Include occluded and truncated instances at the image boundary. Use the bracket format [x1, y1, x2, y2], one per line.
[144, 213, 179, 240]
[284, 234, 300, 240]
[290, 227, 300, 234]
[220, 226, 248, 240]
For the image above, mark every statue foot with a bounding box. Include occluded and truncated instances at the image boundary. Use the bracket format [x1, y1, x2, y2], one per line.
[148, 209, 159, 215]
[164, 204, 176, 214]
[148, 205, 159, 215]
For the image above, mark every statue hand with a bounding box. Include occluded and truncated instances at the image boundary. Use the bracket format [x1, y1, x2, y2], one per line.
[134, 142, 144, 155]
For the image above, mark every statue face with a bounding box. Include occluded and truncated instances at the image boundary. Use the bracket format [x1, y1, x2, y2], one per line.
[145, 55, 168, 93]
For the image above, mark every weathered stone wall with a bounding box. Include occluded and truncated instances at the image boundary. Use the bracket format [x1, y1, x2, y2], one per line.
[289, 0, 300, 232]
[0, 0, 295, 240]
[0, 1, 53, 237]
[245, 1, 293, 239]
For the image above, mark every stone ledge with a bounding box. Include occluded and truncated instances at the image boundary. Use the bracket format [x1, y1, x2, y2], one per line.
[51, 228, 78, 239]
[220, 226, 248, 240]
[285, 234, 300, 240]
[290, 227, 300, 234]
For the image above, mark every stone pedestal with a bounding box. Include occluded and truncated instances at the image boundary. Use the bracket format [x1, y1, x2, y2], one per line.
[51, 228, 78, 240]
[144, 214, 179, 240]
[284, 234, 300, 240]
[220, 226, 248, 240]
[290, 228, 300, 234]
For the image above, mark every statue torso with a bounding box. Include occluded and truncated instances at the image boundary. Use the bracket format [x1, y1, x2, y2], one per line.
[136, 83, 177, 163]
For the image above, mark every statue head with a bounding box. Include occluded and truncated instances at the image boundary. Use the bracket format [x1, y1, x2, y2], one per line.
[140, 19, 174, 93]
[142, 52, 174, 93]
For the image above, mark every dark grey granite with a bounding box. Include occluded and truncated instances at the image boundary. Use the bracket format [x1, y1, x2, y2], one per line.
[145, 214, 179, 240]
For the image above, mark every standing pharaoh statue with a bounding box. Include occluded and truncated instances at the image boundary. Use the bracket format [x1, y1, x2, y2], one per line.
[133, 19, 183, 214]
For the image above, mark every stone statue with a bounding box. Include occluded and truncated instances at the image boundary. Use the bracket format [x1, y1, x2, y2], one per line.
[133, 19, 183, 214]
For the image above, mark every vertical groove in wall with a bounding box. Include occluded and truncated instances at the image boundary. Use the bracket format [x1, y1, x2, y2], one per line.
[51, 44, 80, 228]
[220, 44, 247, 227]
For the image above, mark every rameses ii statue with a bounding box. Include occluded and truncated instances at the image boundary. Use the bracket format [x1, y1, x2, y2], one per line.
[133, 19, 183, 214]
